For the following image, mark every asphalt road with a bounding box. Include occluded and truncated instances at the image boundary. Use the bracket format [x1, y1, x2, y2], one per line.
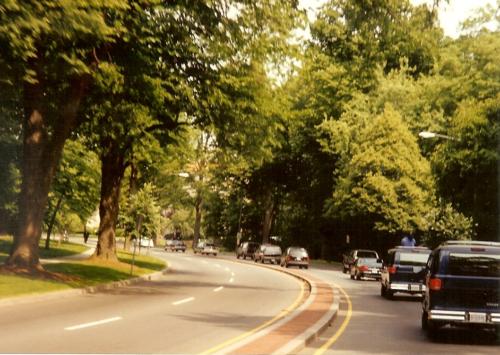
[0, 250, 303, 354]
[299, 265, 500, 355]
[2, 248, 498, 354]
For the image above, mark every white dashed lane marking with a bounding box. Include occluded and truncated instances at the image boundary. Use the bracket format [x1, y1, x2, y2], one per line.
[65, 317, 122, 331]
[172, 297, 195, 306]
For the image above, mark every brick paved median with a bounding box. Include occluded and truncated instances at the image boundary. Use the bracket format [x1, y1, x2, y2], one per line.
[229, 272, 335, 355]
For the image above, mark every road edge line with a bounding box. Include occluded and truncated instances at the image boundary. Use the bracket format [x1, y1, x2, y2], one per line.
[201, 278, 310, 355]
[313, 282, 352, 355]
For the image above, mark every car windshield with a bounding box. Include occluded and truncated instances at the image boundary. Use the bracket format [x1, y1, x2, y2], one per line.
[357, 251, 377, 258]
[289, 248, 308, 257]
[398, 251, 430, 265]
[448, 252, 500, 277]
[358, 258, 381, 267]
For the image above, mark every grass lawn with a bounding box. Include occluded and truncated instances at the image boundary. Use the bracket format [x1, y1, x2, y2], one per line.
[310, 259, 343, 269]
[0, 236, 167, 299]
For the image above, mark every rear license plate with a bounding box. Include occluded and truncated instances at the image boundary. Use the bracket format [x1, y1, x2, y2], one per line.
[370, 269, 379, 273]
[469, 312, 486, 323]
[410, 284, 421, 291]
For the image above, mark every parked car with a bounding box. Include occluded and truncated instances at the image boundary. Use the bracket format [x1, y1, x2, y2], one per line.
[164, 239, 186, 252]
[281, 247, 310, 269]
[343, 249, 379, 273]
[254, 244, 282, 264]
[421, 241, 500, 337]
[194, 240, 218, 256]
[136, 237, 154, 248]
[380, 246, 431, 299]
[350, 257, 383, 280]
[193, 240, 205, 254]
[236, 241, 260, 260]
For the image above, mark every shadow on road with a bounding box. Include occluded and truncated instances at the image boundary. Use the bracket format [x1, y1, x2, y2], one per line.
[174, 311, 277, 331]
[98, 278, 298, 297]
[429, 327, 500, 346]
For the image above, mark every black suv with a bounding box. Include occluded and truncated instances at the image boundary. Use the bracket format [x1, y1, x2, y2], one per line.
[421, 241, 500, 337]
[380, 246, 431, 299]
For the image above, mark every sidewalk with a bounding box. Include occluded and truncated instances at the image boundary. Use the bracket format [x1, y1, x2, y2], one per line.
[40, 245, 95, 264]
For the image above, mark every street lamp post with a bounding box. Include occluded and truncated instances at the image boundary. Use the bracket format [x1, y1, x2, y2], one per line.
[418, 131, 457, 141]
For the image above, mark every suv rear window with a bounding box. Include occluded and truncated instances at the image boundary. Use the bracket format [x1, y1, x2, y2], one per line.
[398, 252, 430, 265]
[357, 251, 377, 258]
[447, 252, 500, 277]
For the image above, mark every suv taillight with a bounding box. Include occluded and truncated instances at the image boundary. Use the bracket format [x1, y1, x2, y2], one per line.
[387, 266, 397, 274]
[428, 278, 442, 291]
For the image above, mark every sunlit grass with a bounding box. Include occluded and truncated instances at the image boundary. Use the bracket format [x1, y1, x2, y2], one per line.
[311, 259, 343, 268]
[0, 274, 72, 297]
[117, 250, 166, 272]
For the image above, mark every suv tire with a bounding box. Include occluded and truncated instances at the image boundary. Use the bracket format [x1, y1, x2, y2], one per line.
[421, 311, 438, 338]
[381, 284, 393, 299]
[380, 284, 386, 297]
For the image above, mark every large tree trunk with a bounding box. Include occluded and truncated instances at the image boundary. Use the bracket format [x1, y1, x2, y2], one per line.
[92, 140, 126, 261]
[261, 189, 275, 244]
[5, 73, 87, 273]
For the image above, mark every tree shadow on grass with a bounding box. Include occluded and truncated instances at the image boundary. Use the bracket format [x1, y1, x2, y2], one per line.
[44, 262, 134, 288]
